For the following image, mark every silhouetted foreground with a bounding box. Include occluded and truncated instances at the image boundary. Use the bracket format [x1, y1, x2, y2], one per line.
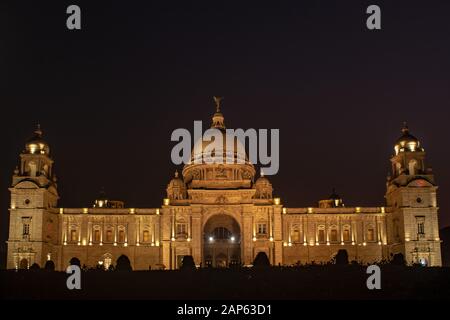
[1, 266, 450, 300]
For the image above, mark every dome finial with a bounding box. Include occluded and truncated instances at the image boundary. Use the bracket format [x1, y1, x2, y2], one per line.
[402, 121, 409, 134]
[35, 123, 42, 137]
[174, 170, 179, 178]
[211, 96, 226, 129]
[260, 169, 265, 177]
[213, 96, 223, 113]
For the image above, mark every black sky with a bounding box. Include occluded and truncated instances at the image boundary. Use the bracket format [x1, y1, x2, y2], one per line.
[1, 0, 450, 262]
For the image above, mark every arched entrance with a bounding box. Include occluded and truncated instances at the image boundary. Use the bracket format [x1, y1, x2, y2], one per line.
[19, 258, 28, 269]
[203, 214, 241, 268]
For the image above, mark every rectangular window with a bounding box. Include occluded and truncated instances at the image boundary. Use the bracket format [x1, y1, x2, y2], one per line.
[367, 229, 375, 242]
[176, 223, 187, 236]
[23, 223, 30, 236]
[416, 216, 425, 236]
[318, 229, 325, 243]
[106, 230, 113, 242]
[70, 229, 77, 242]
[343, 229, 350, 242]
[143, 230, 150, 242]
[291, 229, 300, 242]
[257, 223, 267, 235]
[118, 230, 125, 243]
[418, 222, 425, 235]
[94, 229, 100, 242]
[330, 229, 338, 242]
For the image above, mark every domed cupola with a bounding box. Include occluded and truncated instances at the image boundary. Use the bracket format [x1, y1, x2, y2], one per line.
[167, 170, 187, 200]
[25, 124, 50, 155]
[394, 122, 424, 155]
[253, 171, 273, 199]
[182, 97, 256, 189]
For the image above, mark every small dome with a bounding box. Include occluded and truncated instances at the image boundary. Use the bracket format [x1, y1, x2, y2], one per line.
[394, 123, 423, 155]
[255, 171, 271, 186]
[253, 171, 273, 199]
[25, 124, 50, 155]
[167, 170, 187, 200]
[169, 170, 185, 188]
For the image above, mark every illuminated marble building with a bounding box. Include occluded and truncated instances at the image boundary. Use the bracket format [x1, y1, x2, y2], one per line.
[6, 109, 442, 270]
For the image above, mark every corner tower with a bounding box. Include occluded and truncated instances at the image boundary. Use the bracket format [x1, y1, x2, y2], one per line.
[385, 123, 441, 266]
[7, 125, 59, 269]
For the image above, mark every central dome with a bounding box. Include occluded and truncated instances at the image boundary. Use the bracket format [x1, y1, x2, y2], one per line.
[182, 100, 255, 189]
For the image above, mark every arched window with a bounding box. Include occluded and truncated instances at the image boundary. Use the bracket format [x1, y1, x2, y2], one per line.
[28, 161, 37, 177]
[409, 159, 417, 176]
[19, 258, 29, 269]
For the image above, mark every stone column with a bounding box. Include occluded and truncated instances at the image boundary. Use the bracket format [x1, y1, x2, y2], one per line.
[273, 204, 283, 265]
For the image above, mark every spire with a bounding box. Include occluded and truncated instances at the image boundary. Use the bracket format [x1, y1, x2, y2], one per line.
[34, 123, 43, 137]
[174, 170, 179, 178]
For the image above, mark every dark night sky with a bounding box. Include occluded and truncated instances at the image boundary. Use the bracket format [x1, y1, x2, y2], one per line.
[1, 0, 450, 261]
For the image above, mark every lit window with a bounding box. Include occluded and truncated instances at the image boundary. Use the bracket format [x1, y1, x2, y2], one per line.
[118, 229, 125, 243]
[143, 230, 150, 242]
[257, 223, 267, 235]
[106, 229, 113, 242]
[418, 222, 425, 235]
[318, 229, 325, 243]
[176, 223, 187, 237]
[343, 229, 350, 242]
[23, 223, 30, 236]
[367, 228, 375, 242]
[70, 229, 77, 242]
[93, 229, 100, 242]
[291, 224, 300, 242]
[330, 229, 338, 242]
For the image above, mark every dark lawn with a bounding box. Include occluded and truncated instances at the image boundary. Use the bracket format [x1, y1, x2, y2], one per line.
[1, 266, 450, 300]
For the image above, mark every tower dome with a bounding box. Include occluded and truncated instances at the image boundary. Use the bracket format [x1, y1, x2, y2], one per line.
[167, 170, 187, 200]
[253, 171, 273, 199]
[25, 124, 50, 155]
[394, 123, 423, 155]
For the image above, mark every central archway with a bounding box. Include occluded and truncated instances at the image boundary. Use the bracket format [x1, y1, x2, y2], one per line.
[203, 214, 241, 268]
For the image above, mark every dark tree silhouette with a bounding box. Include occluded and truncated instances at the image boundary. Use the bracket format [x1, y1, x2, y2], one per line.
[116, 255, 132, 271]
[69, 257, 81, 267]
[44, 260, 55, 271]
[253, 252, 270, 268]
[30, 263, 40, 270]
[391, 253, 406, 266]
[180, 255, 196, 271]
[335, 250, 349, 265]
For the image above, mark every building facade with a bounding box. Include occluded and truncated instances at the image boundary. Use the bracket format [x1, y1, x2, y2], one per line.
[6, 108, 442, 270]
